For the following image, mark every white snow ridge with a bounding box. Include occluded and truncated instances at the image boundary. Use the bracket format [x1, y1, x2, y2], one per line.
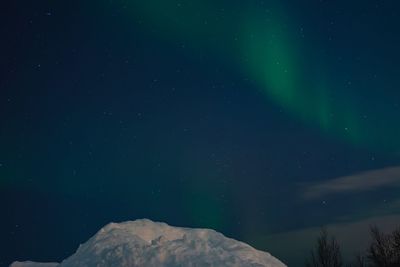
[11, 219, 286, 267]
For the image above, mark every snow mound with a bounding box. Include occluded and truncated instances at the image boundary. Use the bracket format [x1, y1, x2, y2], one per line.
[11, 219, 286, 267]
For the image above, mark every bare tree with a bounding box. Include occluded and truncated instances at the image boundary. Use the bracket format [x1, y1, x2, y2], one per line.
[368, 226, 391, 267]
[306, 228, 343, 267]
[392, 227, 400, 260]
[304, 225, 400, 267]
[367, 225, 400, 267]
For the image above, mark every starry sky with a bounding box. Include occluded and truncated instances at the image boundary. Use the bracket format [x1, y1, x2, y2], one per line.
[1, 0, 400, 266]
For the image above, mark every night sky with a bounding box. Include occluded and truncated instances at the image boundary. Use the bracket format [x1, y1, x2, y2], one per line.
[2, 1, 400, 266]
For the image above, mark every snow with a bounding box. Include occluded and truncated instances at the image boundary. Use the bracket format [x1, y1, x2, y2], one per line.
[10, 219, 286, 267]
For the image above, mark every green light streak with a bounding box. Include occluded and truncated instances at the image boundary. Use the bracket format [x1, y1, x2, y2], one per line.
[124, 0, 400, 151]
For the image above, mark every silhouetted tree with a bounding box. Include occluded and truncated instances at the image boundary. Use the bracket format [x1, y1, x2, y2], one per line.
[304, 225, 400, 267]
[367, 225, 400, 267]
[392, 227, 400, 258]
[306, 228, 343, 267]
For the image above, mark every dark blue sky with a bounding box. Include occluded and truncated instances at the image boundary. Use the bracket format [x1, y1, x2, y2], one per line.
[1, 1, 400, 266]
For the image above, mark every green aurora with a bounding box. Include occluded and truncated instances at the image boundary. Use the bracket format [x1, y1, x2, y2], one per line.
[125, 0, 399, 151]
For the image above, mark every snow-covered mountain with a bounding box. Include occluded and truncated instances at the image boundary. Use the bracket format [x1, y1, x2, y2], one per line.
[11, 219, 286, 267]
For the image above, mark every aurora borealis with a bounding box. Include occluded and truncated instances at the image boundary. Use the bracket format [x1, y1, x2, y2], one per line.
[2, 0, 400, 266]
[127, 0, 400, 150]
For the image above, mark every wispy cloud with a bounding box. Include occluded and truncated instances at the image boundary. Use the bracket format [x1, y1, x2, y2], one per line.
[303, 166, 400, 199]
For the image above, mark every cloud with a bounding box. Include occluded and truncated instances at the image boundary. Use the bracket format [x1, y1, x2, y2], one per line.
[303, 166, 400, 199]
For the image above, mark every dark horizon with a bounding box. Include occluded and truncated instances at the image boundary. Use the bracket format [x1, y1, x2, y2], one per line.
[2, 1, 400, 266]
